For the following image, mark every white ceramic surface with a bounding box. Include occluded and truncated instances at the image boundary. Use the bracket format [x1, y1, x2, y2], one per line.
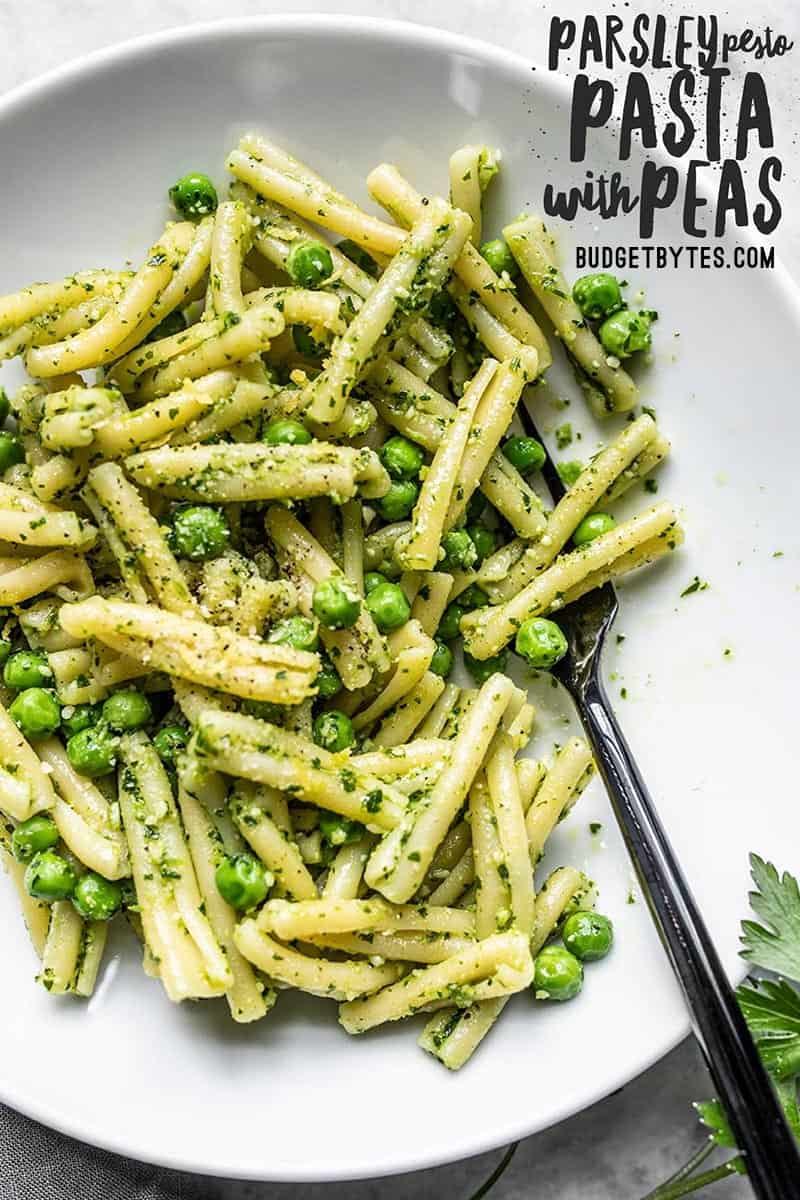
[0, 14, 798, 1183]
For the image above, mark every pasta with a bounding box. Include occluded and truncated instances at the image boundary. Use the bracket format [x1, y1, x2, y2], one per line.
[301, 199, 470, 424]
[130, 304, 284, 401]
[230, 182, 448, 375]
[366, 163, 552, 369]
[190, 709, 407, 832]
[367, 359, 546, 539]
[397, 359, 498, 570]
[39, 736, 129, 880]
[0, 130, 682, 1069]
[0, 482, 96, 549]
[448, 144, 499, 246]
[124, 442, 389, 505]
[339, 932, 534, 1033]
[364, 673, 517, 902]
[0, 552, 94, 609]
[479, 414, 666, 603]
[176, 768, 274, 1022]
[59, 596, 319, 704]
[117, 733, 232, 1002]
[503, 214, 638, 414]
[461, 503, 681, 659]
[25, 224, 197, 378]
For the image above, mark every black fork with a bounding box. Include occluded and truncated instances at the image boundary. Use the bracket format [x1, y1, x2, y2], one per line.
[516, 402, 800, 1198]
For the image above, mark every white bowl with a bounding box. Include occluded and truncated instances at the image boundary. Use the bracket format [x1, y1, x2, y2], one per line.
[1, 14, 799, 1183]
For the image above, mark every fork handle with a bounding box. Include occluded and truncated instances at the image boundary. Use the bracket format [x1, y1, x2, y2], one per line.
[575, 670, 800, 1198]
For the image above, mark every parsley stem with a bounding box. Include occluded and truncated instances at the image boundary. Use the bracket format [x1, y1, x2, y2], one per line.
[641, 1140, 716, 1195]
[641, 1158, 741, 1200]
[467, 1141, 518, 1200]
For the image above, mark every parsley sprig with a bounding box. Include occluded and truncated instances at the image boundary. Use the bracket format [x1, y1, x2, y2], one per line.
[468, 853, 800, 1200]
[640, 853, 800, 1198]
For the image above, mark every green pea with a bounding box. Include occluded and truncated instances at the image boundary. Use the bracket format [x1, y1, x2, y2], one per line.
[515, 617, 568, 670]
[102, 690, 152, 732]
[562, 911, 614, 962]
[458, 584, 489, 611]
[153, 724, 189, 766]
[3, 650, 51, 691]
[0, 639, 12, 666]
[171, 505, 230, 562]
[379, 436, 425, 481]
[480, 238, 519, 279]
[319, 810, 363, 846]
[24, 850, 77, 902]
[146, 308, 186, 342]
[60, 703, 102, 739]
[337, 238, 379, 277]
[291, 324, 327, 359]
[315, 657, 342, 701]
[66, 725, 118, 779]
[464, 649, 507, 685]
[0, 431, 24, 473]
[312, 577, 362, 630]
[286, 240, 334, 288]
[532, 945, 584, 1001]
[598, 309, 652, 358]
[378, 479, 418, 521]
[72, 872, 123, 922]
[437, 602, 464, 642]
[572, 273, 623, 321]
[364, 571, 387, 595]
[215, 853, 271, 911]
[429, 641, 453, 678]
[268, 615, 319, 652]
[573, 512, 616, 546]
[440, 529, 477, 571]
[503, 436, 546, 474]
[9, 688, 61, 739]
[313, 710, 355, 753]
[365, 581, 410, 633]
[0, 387, 9, 424]
[169, 172, 218, 218]
[262, 417, 313, 446]
[11, 814, 59, 863]
[466, 525, 496, 565]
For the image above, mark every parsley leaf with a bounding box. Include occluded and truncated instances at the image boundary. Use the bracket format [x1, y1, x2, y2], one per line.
[693, 1099, 737, 1150]
[555, 422, 573, 448]
[645, 856, 800, 1200]
[693, 1081, 800, 1171]
[680, 576, 709, 597]
[736, 978, 800, 1080]
[740, 854, 800, 980]
[776, 1079, 800, 1139]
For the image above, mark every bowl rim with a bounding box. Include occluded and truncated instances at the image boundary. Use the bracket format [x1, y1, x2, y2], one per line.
[1, 12, 799, 1183]
[2, 10, 797, 307]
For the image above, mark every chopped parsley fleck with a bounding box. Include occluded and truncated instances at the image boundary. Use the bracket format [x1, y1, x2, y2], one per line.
[680, 576, 710, 597]
[555, 422, 573, 449]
